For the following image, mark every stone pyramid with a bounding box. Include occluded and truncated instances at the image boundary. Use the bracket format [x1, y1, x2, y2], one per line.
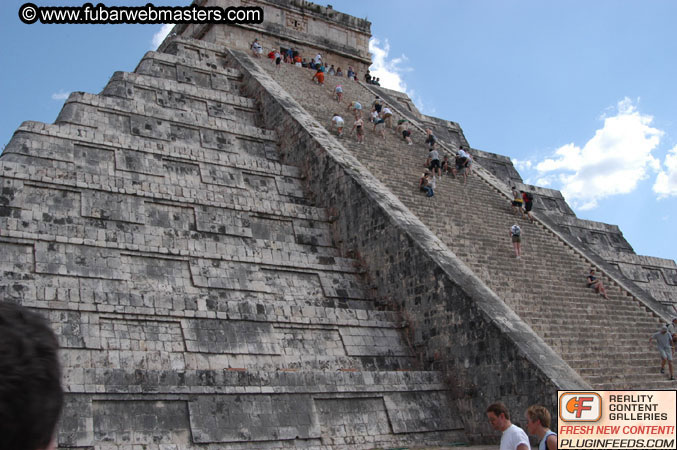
[2, 2, 676, 449]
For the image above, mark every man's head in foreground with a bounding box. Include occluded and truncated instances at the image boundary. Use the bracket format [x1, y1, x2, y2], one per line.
[486, 401, 512, 432]
[0, 302, 63, 450]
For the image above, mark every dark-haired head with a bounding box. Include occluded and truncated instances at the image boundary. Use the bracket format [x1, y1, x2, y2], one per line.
[0, 302, 63, 450]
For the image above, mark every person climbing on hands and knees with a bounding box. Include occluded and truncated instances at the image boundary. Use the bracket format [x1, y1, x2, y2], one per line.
[334, 85, 343, 103]
[331, 113, 345, 137]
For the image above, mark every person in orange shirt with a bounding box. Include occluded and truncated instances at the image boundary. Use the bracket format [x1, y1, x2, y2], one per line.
[312, 68, 325, 85]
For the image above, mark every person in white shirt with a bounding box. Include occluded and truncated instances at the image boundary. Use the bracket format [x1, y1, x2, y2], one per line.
[510, 224, 522, 259]
[452, 146, 471, 184]
[250, 39, 262, 57]
[330, 114, 345, 137]
[381, 107, 393, 128]
[486, 402, 530, 450]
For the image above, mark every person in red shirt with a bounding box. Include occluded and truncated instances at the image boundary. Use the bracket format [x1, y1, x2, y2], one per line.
[521, 191, 535, 223]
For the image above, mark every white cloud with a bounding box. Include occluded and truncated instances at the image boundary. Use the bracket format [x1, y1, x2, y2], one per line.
[368, 37, 408, 92]
[512, 158, 533, 171]
[529, 98, 663, 210]
[152, 24, 174, 49]
[368, 37, 433, 114]
[51, 90, 70, 101]
[653, 145, 677, 198]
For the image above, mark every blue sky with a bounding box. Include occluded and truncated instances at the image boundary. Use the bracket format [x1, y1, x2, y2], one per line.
[2, 0, 676, 262]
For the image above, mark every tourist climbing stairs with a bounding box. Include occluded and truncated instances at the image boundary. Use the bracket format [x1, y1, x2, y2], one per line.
[256, 54, 673, 390]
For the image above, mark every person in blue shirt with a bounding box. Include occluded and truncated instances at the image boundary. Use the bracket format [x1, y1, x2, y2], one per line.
[525, 405, 557, 450]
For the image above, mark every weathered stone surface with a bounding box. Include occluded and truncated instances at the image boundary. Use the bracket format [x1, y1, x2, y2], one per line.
[0, 11, 467, 449]
[189, 395, 320, 443]
[3, 2, 675, 449]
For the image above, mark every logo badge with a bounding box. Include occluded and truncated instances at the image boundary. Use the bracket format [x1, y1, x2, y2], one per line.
[559, 392, 602, 422]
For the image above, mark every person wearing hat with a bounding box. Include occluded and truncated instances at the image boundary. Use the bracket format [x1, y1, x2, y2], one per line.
[649, 325, 674, 380]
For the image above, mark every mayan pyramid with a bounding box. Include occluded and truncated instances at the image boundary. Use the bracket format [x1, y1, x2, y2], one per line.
[1, 1, 676, 449]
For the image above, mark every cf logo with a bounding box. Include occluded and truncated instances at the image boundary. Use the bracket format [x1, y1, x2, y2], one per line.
[559, 392, 602, 422]
[567, 396, 594, 418]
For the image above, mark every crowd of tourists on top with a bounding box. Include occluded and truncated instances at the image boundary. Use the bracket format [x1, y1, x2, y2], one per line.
[251, 38, 362, 83]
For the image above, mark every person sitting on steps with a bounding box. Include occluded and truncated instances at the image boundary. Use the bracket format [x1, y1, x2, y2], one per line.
[586, 269, 609, 299]
[419, 172, 434, 197]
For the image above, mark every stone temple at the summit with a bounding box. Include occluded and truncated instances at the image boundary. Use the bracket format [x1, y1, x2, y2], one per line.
[1, 0, 676, 448]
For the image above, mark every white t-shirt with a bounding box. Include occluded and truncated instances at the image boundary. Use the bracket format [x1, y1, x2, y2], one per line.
[383, 107, 392, 115]
[458, 149, 469, 159]
[652, 330, 672, 349]
[314, 54, 322, 65]
[332, 115, 344, 125]
[501, 424, 530, 450]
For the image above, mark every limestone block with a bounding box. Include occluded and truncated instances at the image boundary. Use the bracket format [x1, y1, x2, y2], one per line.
[81, 191, 145, 224]
[384, 391, 463, 434]
[114, 149, 166, 177]
[145, 201, 196, 231]
[130, 116, 172, 141]
[4, 133, 115, 174]
[211, 72, 231, 91]
[195, 205, 252, 237]
[338, 326, 410, 357]
[135, 57, 178, 81]
[189, 259, 268, 292]
[199, 163, 243, 188]
[182, 319, 280, 355]
[92, 400, 191, 446]
[176, 64, 211, 89]
[188, 394, 320, 443]
[315, 397, 390, 437]
[34, 242, 128, 280]
[58, 396, 94, 447]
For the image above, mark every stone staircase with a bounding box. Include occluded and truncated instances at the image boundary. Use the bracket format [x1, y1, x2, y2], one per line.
[0, 41, 470, 449]
[253, 53, 674, 390]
